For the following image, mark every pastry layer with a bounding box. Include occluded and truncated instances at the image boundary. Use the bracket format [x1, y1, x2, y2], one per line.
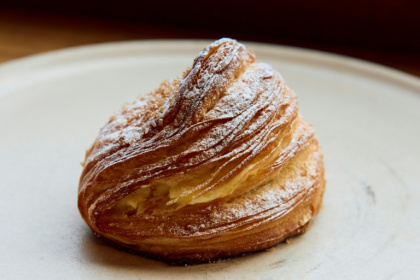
[78, 38, 326, 263]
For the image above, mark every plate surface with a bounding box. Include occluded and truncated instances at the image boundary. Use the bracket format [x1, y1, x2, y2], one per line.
[0, 40, 419, 279]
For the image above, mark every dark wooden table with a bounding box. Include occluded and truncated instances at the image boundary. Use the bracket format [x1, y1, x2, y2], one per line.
[1, 9, 419, 78]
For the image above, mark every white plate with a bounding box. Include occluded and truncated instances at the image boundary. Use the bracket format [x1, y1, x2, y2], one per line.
[0, 40, 419, 279]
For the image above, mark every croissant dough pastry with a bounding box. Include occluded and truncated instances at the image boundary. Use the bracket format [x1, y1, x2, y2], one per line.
[78, 38, 326, 263]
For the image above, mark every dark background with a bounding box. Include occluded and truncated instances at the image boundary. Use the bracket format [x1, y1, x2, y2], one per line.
[0, 0, 419, 75]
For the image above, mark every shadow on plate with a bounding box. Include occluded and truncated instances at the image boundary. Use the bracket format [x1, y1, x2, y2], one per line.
[78, 225, 251, 275]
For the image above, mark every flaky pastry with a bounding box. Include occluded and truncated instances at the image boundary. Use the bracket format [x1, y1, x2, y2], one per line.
[78, 38, 326, 263]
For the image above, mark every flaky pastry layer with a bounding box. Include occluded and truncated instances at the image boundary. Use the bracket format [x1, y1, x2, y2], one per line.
[78, 38, 326, 263]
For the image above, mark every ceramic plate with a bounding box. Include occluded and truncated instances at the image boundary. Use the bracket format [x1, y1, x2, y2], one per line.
[0, 40, 419, 279]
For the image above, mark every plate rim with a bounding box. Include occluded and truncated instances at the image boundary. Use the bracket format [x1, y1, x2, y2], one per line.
[0, 39, 419, 94]
[0, 39, 419, 279]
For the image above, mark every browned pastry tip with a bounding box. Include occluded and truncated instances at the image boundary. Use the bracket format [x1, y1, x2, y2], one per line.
[78, 38, 326, 264]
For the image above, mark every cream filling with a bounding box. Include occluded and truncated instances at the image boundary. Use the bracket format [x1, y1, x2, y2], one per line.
[113, 122, 302, 215]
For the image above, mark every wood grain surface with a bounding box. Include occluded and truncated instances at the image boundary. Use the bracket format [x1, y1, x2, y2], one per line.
[0, 9, 419, 78]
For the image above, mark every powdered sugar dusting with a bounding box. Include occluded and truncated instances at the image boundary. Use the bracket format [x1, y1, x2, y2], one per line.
[78, 38, 321, 251]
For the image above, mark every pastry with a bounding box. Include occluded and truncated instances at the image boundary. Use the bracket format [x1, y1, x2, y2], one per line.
[78, 38, 326, 264]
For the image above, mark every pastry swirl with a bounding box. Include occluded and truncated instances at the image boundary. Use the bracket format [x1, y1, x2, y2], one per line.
[78, 38, 325, 263]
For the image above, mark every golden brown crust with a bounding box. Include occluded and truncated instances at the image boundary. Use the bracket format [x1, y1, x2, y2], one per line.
[78, 38, 326, 263]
